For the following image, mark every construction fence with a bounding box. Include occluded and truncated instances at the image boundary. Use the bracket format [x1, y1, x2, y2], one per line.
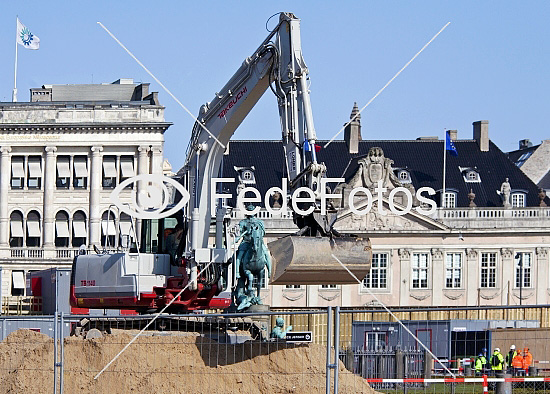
[0, 306, 550, 393]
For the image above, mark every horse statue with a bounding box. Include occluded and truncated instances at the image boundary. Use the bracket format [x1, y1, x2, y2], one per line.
[234, 205, 272, 311]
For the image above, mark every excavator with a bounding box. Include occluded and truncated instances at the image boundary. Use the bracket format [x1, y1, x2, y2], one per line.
[70, 12, 372, 313]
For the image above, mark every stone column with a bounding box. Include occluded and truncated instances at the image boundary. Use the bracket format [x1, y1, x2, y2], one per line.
[431, 249, 444, 306]
[89, 146, 103, 247]
[135, 146, 150, 242]
[536, 247, 549, 303]
[42, 146, 57, 248]
[150, 145, 163, 176]
[398, 248, 410, 306]
[0, 147, 12, 247]
[466, 249, 478, 306]
[500, 248, 514, 305]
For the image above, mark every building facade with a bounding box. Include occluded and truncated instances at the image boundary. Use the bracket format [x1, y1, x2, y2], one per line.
[218, 108, 550, 308]
[0, 79, 170, 298]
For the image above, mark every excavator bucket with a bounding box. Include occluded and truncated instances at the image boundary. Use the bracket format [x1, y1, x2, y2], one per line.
[268, 236, 372, 285]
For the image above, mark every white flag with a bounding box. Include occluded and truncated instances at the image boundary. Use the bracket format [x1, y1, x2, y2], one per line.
[16, 19, 40, 50]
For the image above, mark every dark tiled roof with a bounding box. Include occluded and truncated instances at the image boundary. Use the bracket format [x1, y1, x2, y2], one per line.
[507, 145, 539, 165]
[221, 140, 549, 207]
[539, 170, 550, 190]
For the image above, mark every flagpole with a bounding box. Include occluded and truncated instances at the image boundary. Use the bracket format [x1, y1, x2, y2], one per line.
[12, 16, 18, 102]
[441, 129, 447, 208]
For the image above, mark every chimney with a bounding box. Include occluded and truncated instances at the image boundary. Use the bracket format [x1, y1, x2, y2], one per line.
[344, 102, 362, 154]
[473, 120, 489, 152]
[519, 139, 532, 150]
[448, 130, 457, 140]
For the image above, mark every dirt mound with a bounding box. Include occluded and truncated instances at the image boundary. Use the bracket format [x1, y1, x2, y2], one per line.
[0, 329, 373, 393]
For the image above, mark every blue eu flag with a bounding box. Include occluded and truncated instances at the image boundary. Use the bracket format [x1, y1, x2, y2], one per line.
[446, 131, 458, 157]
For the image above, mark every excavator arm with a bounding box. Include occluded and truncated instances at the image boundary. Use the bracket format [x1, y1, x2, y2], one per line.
[180, 13, 371, 287]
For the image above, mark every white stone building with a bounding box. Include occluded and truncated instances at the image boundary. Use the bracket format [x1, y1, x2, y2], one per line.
[218, 107, 550, 309]
[0, 79, 170, 299]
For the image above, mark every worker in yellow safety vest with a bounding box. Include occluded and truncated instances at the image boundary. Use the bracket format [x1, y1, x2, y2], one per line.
[475, 353, 486, 375]
[491, 348, 505, 374]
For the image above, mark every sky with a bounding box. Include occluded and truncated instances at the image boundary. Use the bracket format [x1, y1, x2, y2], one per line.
[1, 1, 549, 171]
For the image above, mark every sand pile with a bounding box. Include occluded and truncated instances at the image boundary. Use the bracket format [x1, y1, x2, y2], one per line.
[0, 329, 373, 394]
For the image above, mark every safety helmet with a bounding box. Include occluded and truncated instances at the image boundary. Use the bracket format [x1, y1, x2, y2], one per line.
[482, 347, 487, 352]
[511, 345, 516, 350]
[478, 353, 483, 357]
[495, 347, 500, 352]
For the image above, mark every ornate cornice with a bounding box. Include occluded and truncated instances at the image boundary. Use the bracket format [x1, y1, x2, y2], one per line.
[0, 123, 172, 133]
[536, 247, 549, 257]
[501, 248, 514, 259]
[431, 248, 443, 259]
[398, 248, 411, 259]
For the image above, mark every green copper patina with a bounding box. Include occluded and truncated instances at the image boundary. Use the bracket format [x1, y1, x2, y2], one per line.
[270, 317, 293, 339]
[234, 205, 272, 311]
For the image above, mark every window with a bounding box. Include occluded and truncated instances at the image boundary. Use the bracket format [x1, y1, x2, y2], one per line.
[101, 211, 116, 247]
[11, 271, 25, 296]
[26, 210, 41, 247]
[119, 213, 134, 247]
[515, 252, 532, 288]
[72, 210, 87, 247]
[511, 193, 525, 208]
[242, 170, 253, 181]
[363, 253, 388, 289]
[445, 253, 462, 288]
[119, 156, 135, 185]
[412, 253, 429, 289]
[443, 192, 456, 208]
[285, 285, 302, 289]
[321, 284, 338, 289]
[27, 156, 42, 189]
[480, 252, 497, 288]
[9, 211, 24, 247]
[56, 156, 70, 189]
[399, 171, 409, 180]
[55, 211, 70, 247]
[73, 156, 88, 189]
[102, 156, 117, 188]
[10, 156, 24, 189]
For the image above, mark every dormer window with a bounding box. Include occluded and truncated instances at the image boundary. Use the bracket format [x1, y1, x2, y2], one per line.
[234, 166, 256, 185]
[395, 168, 411, 184]
[242, 170, 254, 182]
[443, 191, 457, 208]
[511, 192, 526, 208]
[460, 167, 481, 183]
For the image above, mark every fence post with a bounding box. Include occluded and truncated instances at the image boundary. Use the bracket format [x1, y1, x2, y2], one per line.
[53, 311, 58, 394]
[60, 312, 64, 394]
[333, 306, 340, 394]
[424, 349, 432, 379]
[326, 306, 332, 394]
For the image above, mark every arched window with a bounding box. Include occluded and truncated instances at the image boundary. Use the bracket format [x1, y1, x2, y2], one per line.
[9, 211, 24, 247]
[55, 211, 70, 247]
[119, 213, 134, 248]
[72, 210, 87, 247]
[26, 210, 41, 247]
[101, 211, 116, 247]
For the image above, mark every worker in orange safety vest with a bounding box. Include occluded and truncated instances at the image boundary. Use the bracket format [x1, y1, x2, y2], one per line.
[523, 347, 533, 375]
[511, 351, 524, 376]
